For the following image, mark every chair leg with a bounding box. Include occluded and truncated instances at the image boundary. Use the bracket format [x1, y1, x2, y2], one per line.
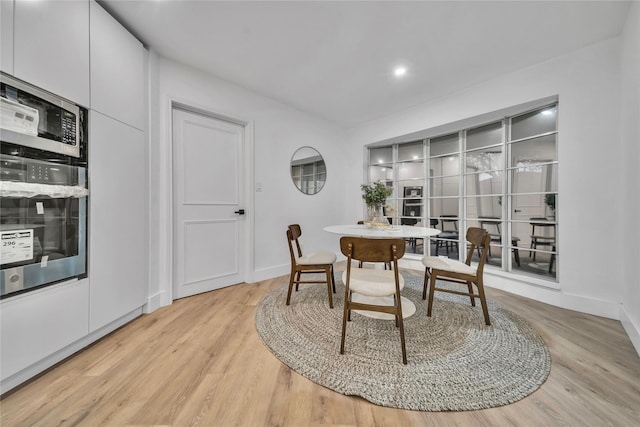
[340, 283, 351, 355]
[393, 294, 398, 327]
[325, 267, 334, 309]
[422, 268, 430, 300]
[427, 272, 437, 317]
[330, 265, 337, 293]
[513, 240, 521, 267]
[396, 289, 407, 365]
[467, 281, 475, 307]
[295, 271, 301, 291]
[286, 270, 296, 305]
[476, 279, 491, 326]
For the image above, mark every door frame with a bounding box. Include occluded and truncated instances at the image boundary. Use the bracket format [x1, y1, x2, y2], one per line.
[161, 98, 254, 304]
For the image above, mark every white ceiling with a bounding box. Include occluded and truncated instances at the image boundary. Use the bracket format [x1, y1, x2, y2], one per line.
[100, 0, 631, 127]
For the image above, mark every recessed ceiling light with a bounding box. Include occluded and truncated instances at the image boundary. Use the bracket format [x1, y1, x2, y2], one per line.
[394, 66, 407, 77]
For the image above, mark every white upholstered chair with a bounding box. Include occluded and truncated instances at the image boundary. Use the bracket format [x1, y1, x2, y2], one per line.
[339, 236, 408, 364]
[421, 227, 492, 326]
[286, 224, 337, 308]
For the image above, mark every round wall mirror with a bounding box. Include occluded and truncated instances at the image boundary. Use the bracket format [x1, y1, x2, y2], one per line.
[290, 146, 326, 195]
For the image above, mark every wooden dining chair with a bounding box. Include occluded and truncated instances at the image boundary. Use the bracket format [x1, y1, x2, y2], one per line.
[286, 224, 337, 308]
[340, 236, 408, 364]
[421, 227, 492, 326]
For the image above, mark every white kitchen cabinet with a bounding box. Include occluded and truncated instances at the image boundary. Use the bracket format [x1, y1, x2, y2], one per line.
[14, 0, 90, 106]
[90, 1, 145, 130]
[0, 279, 89, 387]
[1, 0, 14, 74]
[88, 111, 147, 332]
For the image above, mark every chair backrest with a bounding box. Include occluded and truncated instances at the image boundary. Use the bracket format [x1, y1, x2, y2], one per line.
[340, 237, 406, 264]
[479, 217, 501, 236]
[286, 224, 303, 262]
[464, 227, 491, 273]
[441, 215, 458, 231]
[429, 218, 439, 227]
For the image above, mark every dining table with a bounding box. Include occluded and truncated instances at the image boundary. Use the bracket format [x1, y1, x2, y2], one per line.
[323, 224, 440, 319]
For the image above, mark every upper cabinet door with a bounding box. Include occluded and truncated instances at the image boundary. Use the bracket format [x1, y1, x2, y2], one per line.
[1, 0, 14, 74]
[14, 0, 90, 106]
[90, 1, 145, 130]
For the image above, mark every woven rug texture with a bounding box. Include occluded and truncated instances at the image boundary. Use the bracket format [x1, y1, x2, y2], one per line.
[255, 273, 551, 411]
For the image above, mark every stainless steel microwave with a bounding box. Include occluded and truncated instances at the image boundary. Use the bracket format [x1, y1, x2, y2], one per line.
[1, 72, 84, 158]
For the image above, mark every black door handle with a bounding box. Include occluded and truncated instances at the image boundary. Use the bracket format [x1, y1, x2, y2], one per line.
[234, 209, 245, 215]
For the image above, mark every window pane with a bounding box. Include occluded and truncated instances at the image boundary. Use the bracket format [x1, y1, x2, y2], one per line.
[398, 180, 424, 192]
[368, 165, 393, 182]
[465, 195, 502, 220]
[467, 122, 502, 150]
[466, 147, 503, 172]
[429, 176, 459, 197]
[430, 133, 459, 156]
[511, 106, 557, 140]
[511, 163, 557, 194]
[398, 160, 424, 180]
[398, 141, 424, 161]
[429, 155, 459, 176]
[369, 146, 393, 164]
[510, 134, 557, 164]
[429, 198, 458, 217]
[465, 171, 503, 196]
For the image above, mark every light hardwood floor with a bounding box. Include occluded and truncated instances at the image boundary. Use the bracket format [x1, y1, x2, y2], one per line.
[1, 269, 639, 426]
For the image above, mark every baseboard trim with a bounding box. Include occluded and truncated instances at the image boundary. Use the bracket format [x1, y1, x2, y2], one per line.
[253, 264, 289, 283]
[620, 304, 640, 357]
[1, 308, 143, 395]
[143, 291, 164, 313]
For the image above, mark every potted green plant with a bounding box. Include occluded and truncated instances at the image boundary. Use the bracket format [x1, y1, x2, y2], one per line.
[361, 182, 392, 225]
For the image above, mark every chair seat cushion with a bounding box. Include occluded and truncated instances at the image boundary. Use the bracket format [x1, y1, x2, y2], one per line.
[422, 256, 477, 276]
[341, 268, 404, 297]
[298, 251, 336, 265]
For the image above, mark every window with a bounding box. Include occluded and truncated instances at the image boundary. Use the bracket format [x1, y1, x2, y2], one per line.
[365, 102, 558, 282]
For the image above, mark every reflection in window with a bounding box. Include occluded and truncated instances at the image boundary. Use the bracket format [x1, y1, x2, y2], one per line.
[365, 101, 559, 282]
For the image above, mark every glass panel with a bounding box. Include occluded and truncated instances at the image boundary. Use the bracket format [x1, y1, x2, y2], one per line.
[398, 141, 424, 161]
[429, 198, 458, 218]
[466, 147, 503, 172]
[400, 185, 423, 221]
[429, 155, 459, 176]
[511, 164, 557, 194]
[510, 134, 557, 164]
[430, 133, 459, 156]
[368, 165, 393, 182]
[511, 105, 557, 140]
[429, 176, 459, 197]
[510, 222, 556, 279]
[465, 171, 503, 196]
[466, 122, 502, 150]
[398, 179, 424, 190]
[369, 146, 393, 164]
[465, 195, 502, 219]
[397, 160, 424, 180]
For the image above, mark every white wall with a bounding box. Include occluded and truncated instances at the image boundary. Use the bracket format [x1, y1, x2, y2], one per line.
[347, 37, 625, 320]
[147, 55, 350, 307]
[619, 2, 640, 354]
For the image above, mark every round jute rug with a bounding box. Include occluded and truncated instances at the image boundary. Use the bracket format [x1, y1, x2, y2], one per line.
[255, 273, 551, 411]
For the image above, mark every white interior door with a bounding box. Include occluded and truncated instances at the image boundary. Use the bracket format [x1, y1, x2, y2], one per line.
[172, 108, 245, 299]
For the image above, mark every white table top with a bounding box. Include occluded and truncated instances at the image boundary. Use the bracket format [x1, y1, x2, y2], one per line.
[323, 224, 440, 238]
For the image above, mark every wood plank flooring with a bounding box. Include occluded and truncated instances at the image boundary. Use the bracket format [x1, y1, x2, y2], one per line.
[1, 269, 639, 426]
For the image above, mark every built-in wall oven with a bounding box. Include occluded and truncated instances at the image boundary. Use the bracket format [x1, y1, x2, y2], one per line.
[1, 73, 88, 298]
